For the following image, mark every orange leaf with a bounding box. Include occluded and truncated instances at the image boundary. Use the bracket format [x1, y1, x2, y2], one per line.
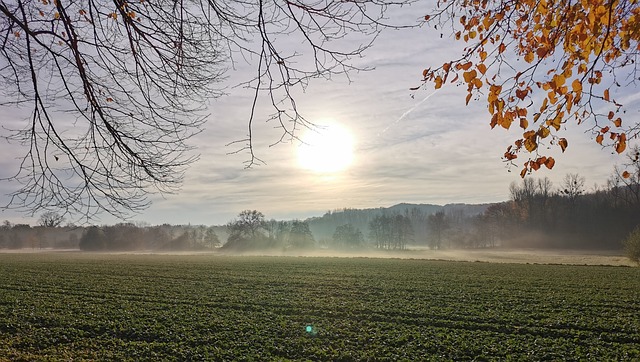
[558, 138, 568, 152]
[596, 134, 604, 145]
[544, 157, 555, 169]
[616, 134, 627, 153]
[613, 118, 622, 127]
[531, 160, 541, 171]
[460, 62, 473, 71]
[604, 88, 610, 101]
[520, 167, 527, 178]
[608, 111, 614, 120]
[622, 171, 631, 179]
[466, 93, 472, 105]
[515, 89, 528, 100]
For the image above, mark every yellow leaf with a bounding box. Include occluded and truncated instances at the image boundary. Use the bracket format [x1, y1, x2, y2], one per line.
[553, 74, 566, 88]
[463, 70, 477, 83]
[477, 63, 487, 74]
[538, 127, 550, 138]
[519, 118, 528, 129]
[524, 137, 538, 152]
[572, 79, 582, 94]
[550, 114, 562, 131]
[540, 97, 549, 112]
[434, 76, 443, 89]
[524, 52, 534, 63]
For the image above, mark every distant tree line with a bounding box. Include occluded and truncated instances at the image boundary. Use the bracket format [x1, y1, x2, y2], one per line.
[3, 147, 638, 255]
[78, 223, 220, 251]
[221, 210, 316, 252]
[0, 217, 221, 252]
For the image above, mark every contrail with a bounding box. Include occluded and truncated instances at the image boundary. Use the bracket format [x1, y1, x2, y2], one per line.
[377, 88, 440, 137]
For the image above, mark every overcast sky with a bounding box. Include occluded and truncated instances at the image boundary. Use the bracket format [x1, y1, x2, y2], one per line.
[1, 3, 634, 226]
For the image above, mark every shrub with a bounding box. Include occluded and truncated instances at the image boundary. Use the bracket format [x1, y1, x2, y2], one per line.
[623, 226, 640, 265]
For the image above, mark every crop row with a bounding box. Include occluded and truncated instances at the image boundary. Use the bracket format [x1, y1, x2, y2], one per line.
[0, 253, 639, 360]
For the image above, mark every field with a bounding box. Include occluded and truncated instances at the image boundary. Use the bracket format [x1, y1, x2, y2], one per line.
[0, 253, 639, 361]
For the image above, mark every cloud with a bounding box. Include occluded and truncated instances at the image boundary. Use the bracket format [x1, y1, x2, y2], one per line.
[0, 3, 636, 226]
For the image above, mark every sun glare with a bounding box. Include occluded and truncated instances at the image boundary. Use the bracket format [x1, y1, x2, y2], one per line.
[297, 122, 354, 173]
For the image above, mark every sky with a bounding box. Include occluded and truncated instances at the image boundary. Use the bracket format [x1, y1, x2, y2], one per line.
[0, 2, 634, 226]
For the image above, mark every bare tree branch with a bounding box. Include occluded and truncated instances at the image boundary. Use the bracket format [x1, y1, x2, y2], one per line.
[0, 0, 417, 220]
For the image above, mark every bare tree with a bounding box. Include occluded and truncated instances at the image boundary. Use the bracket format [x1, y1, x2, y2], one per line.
[38, 211, 64, 227]
[0, 0, 413, 220]
[561, 173, 586, 203]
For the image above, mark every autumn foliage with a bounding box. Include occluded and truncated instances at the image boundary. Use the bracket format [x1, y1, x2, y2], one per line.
[423, 0, 639, 177]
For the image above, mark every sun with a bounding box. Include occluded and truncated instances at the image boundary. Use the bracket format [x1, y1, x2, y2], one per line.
[297, 122, 355, 173]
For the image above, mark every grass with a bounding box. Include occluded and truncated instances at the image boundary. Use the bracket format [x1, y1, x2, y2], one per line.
[0, 253, 638, 360]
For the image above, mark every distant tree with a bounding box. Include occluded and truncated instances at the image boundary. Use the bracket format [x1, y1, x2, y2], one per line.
[369, 215, 389, 249]
[623, 226, 640, 265]
[204, 227, 221, 249]
[368, 214, 412, 250]
[228, 210, 267, 240]
[612, 146, 640, 206]
[79, 226, 107, 251]
[38, 212, 65, 227]
[287, 220, 315, 249]
[224, 210, 268, 250]
[561, 173, 586, 202]
[146, 226, 172, 249]
[165, 231, 197, 250]
[333, 224, 364, 249]
[391, 214, 413, 250]
[427, 211, 449, 250]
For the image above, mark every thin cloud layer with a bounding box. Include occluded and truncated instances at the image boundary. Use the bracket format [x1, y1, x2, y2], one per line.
[0, 4, 633, 225]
